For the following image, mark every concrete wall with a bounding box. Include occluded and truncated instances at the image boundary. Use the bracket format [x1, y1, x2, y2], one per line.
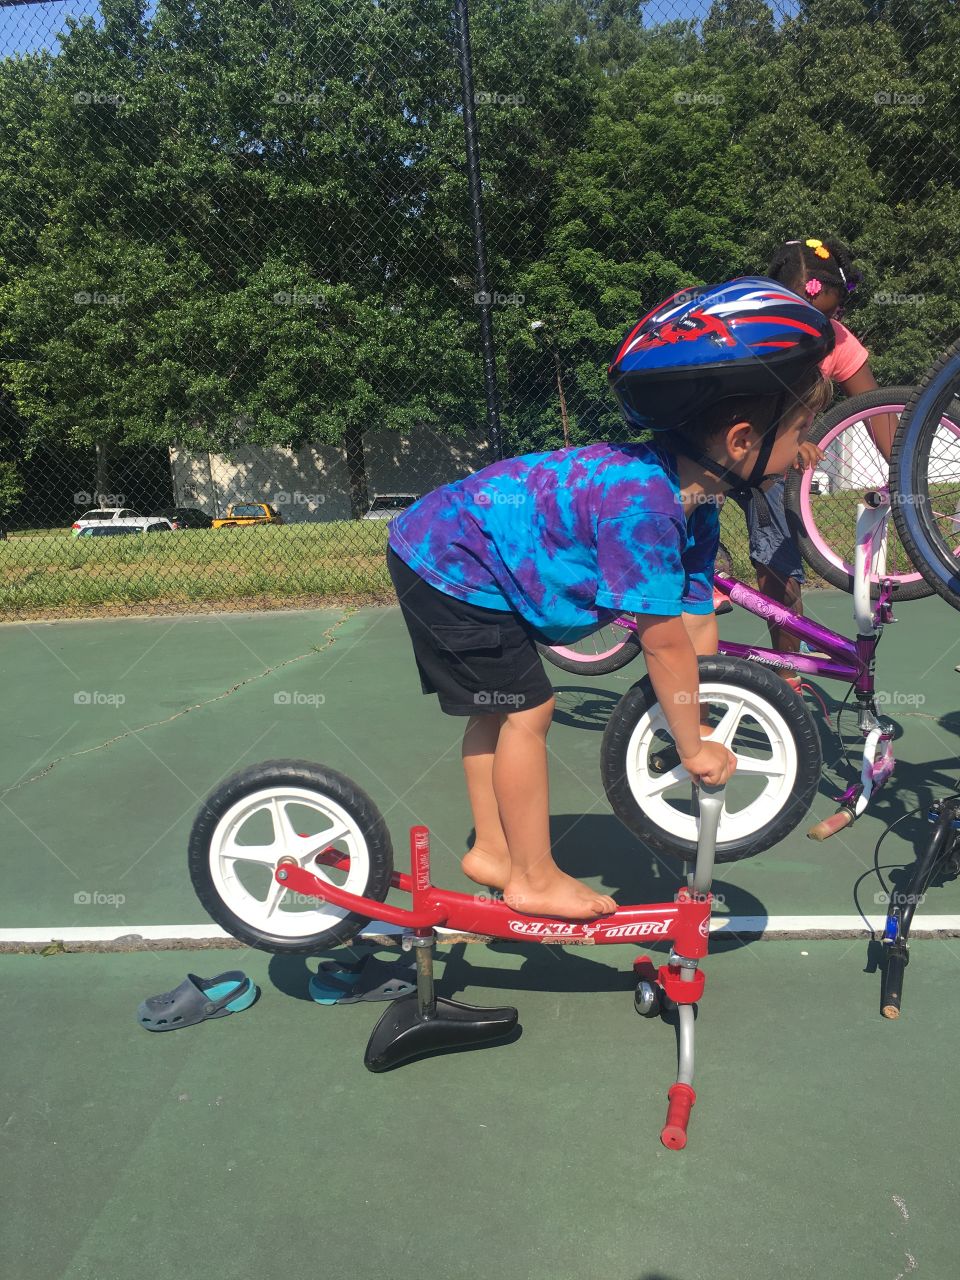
[169, 429, 495, 522]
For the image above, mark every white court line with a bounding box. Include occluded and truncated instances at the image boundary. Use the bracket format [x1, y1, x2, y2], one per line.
[4, 915, 960, 946]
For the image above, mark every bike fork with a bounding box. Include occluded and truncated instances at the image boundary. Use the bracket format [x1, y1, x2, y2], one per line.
[881, 802, 960, 1018]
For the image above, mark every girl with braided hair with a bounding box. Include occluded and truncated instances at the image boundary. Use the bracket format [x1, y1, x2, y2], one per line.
[737, 237, 893, 677]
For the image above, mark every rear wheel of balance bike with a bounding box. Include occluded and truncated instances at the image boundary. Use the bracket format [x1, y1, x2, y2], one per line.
[601, 656, 822, 862]
[189, 760, 394, 953]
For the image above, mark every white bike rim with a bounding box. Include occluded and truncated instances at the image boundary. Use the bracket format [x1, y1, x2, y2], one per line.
[208, 785, 370, 937]
[624, 680, 799, 845]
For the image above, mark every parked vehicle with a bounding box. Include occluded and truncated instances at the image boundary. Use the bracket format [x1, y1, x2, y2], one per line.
[71, 507, 141, 535]
[211, 502, 283, 528]
[362, 493, 420, 521]
[151, 507, 213, 530]
[77, 518, 174, 537]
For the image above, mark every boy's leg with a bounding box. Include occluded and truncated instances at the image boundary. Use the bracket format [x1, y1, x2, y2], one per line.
[744, 477, 804, 660]
[461, 713, 511, 890]
[494, 698, 616, 920]
[753, 563, 802, 655]
[461, 700, 616, 918]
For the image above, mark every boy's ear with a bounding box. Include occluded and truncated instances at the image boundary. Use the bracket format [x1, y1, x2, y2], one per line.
[725, 420, 758, 461]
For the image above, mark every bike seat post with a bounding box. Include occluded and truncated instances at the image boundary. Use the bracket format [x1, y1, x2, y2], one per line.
[407, 931, 438, 1021]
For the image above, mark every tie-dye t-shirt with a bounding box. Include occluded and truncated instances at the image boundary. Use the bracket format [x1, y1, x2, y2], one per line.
[388, 442, 719, 643]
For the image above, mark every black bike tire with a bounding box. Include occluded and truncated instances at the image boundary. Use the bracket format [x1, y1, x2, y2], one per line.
[891, 338, 960, 613]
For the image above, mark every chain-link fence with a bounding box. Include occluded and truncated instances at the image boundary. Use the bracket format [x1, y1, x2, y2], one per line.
[1, 0, 958, 617]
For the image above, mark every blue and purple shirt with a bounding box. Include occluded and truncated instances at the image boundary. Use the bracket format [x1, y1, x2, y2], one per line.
[388, 442, 719, 643]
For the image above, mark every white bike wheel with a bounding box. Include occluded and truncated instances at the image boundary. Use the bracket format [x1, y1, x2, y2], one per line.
[190, 761, 394, 952]
[601, 656, 822, 862]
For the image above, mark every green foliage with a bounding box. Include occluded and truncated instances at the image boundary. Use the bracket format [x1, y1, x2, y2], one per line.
[0, 0, 958, 468]
[0, 461, 23, 518]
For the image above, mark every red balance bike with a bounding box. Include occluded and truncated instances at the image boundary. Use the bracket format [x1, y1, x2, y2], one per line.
[190, 766, 727, 1150]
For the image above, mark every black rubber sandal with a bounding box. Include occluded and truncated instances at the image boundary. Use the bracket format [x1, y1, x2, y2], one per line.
[137, 971, 258, 1032]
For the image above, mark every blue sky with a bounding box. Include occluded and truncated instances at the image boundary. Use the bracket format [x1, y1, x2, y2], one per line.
[0, 1, 104, 59]
[0, 0, 802, 61]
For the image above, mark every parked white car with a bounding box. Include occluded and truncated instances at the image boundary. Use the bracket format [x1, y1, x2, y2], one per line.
[361, 493, 420, 521]
[71, 507, 142, 535]
[76, 517, 175, 537]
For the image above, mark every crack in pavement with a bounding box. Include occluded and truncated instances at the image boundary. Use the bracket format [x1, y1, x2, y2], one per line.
[2, 609, 358, 798]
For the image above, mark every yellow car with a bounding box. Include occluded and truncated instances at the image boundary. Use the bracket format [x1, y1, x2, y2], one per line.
[211, 502, 284, 529]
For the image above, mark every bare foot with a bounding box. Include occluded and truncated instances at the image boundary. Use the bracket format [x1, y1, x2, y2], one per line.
[503, 870, 616, 921]
[462, 844, 511, 891]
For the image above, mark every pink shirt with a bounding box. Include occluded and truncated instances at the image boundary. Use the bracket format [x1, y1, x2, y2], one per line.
[820, 318, 869, 384]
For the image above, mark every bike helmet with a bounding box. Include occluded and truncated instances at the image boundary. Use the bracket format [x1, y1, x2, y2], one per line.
[608, 276, 835, 517]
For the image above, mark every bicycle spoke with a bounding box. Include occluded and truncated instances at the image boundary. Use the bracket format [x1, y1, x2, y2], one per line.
[709, 700, 745, 748]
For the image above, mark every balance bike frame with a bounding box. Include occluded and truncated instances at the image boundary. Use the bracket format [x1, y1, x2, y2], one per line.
[276, 784, 727, 1150]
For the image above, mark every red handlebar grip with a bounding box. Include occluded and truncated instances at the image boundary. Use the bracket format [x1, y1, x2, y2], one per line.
[661, 1083, 696, 1150]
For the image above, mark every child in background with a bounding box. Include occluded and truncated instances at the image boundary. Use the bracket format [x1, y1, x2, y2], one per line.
[738, 237, 892, 664]
[387, 279, 833, 921]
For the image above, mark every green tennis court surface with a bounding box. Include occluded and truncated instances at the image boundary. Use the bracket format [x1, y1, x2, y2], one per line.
[2, 593, 959, 1278]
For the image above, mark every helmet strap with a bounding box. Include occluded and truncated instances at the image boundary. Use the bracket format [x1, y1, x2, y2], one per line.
[661, 391, 789, 528]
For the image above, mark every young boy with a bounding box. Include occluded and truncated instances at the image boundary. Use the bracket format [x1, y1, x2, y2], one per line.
[387, 278, 834, 921]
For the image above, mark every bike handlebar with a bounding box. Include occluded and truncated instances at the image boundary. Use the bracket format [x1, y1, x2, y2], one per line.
[661, 1083, 697, 1150]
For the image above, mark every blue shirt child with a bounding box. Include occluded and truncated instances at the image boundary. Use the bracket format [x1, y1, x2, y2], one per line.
[387, 441, 719, 644]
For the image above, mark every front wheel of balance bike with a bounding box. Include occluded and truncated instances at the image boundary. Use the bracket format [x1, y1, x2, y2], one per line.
[189, 760, 394, 953]
[601, 656, 823, 863]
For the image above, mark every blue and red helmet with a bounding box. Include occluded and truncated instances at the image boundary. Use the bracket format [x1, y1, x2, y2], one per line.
[608, 276, 835, 432]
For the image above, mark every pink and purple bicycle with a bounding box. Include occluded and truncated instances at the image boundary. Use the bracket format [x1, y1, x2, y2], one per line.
[538, 387, 960, 861]
[540, 489, 901, 859]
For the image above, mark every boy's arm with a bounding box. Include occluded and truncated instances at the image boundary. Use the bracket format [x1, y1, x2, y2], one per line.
[682, 609, 718, 735]
[633, 614, 736, 785]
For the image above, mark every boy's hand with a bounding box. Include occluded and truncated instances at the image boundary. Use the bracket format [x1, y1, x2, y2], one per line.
[680, 740, 737, 786]
[793, 442, 825, 471]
